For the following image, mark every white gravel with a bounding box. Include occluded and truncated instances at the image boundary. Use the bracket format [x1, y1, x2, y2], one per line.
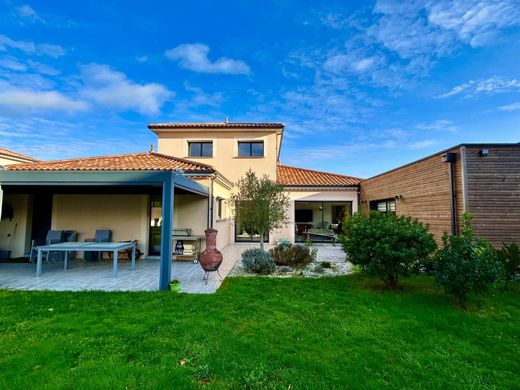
[228, 245, 353, 278]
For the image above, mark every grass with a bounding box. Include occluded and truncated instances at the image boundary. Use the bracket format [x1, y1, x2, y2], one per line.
[0, 275, 518, 389]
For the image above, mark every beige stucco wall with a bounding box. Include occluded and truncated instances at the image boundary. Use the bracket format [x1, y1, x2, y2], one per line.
[212, 180, 232, 250]
[157, 130, 280, 182]
[270, 190, 359, 244]
[0, 194, 32, 258]
[52, 194, 150, 257]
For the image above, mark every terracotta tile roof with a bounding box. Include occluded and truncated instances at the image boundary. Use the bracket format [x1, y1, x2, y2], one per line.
[6, 152, 215, 172]
[0, 147, 39, 162]
[277, 164, 362, 187]
[148, 122, 284, 130]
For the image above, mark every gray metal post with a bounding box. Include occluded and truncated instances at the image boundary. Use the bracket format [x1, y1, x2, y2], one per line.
[159, 173, 174, 290]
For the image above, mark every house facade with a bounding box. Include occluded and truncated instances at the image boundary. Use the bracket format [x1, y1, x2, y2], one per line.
[149, 122, 361, 247]
[360, 143, 520, 246]
[0, 122, 362, 264]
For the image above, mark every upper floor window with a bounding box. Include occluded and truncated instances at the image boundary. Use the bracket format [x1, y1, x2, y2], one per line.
[188, 142, 213, 157]
[238, 141, 264, 157]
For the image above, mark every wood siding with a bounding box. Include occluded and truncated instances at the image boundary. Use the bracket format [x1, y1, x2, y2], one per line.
[464, 145, 520, 246]
[360, 148, 462, 243]
[360, 144, 520, 247]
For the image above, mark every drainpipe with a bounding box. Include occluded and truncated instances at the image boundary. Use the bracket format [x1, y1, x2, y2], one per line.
[442, 152, 457, 235]
[208, 176, 214, 228]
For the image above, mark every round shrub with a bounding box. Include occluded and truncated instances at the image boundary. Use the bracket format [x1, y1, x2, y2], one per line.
[496, 242, 520, 281]
[241, 248, 275, 275]
[340, 211, 436, 288]
[434, 213, 503, 304]
[270, 243, 313, 267]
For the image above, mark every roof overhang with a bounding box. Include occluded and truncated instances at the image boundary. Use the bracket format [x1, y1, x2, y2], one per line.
[0, 170, 209, 197]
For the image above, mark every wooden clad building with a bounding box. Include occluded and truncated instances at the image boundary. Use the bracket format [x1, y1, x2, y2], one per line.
[359, 144, 520, 246]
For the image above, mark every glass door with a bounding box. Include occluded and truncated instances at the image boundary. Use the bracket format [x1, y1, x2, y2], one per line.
[149, 196, 162, 255]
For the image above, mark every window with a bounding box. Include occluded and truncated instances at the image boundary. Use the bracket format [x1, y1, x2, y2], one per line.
[217, 198, 224, 219]
[238, 141, 264, 157]
[371, 199, 396, 213]
[188, 142, 213, 157]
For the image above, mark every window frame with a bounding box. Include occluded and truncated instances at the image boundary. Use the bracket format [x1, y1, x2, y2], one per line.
[237, 141, 264, 157]
[188, 141, 213, 157]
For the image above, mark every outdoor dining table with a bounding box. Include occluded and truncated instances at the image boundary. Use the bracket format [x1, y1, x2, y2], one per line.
[35, 241, 136, 277]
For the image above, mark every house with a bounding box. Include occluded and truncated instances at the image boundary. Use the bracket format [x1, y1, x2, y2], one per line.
[149, 122, 361, 246]
[1, 125, 517, 290]
[360, 143, 520, 246]
[0, 147, 39, 166]
[0, 122, 361, 289]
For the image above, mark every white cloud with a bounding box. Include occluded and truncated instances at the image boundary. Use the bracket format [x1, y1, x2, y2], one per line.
[437, 76, 520, 98]
[0, 56, 27, 71]
[183, 82, 223, 107]
[0, 80, 88, 113]
[498, 102, 520, 112]
[408, 139, 437, 149]
[27, 60, 61, 75]
[79, 63, 173, 115]
[324, 51, 382, 74]
[16, 4, 44, 23]
[0, 34, 65, 57]
[427, 0, 520, 47]
[416, 119, 458, 132]
[165, 43, 250, 75]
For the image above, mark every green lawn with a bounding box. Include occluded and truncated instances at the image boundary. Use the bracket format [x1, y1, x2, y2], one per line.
[0, 275, 518, 389]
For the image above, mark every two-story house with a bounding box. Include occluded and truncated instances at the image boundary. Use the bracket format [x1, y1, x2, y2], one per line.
[0, 122, 361, 262]
[149, 122, 361, 247]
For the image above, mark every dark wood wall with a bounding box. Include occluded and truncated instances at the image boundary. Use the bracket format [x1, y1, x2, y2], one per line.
[464, 145, 520, 246]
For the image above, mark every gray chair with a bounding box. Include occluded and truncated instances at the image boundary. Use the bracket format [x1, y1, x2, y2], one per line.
[29, 230, 67, 263]
[85, 229, 112, 261]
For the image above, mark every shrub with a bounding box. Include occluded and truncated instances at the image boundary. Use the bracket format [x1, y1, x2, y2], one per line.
[434, 213, 503, 304]
[241, 248, 275, 275]
[269, 243, 313, 267]
[340, 211, 436, 288]
[320, 261, 332, 269]
[496, 242, 520, 281]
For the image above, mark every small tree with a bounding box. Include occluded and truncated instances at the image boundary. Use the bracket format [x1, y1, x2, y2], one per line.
[434, 213, 503, 306]
[340, 211, 436, 289]
[232, 170, 289, 249]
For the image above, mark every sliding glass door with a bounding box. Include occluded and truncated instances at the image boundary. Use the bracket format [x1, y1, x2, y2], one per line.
[294, 201, 352, 243]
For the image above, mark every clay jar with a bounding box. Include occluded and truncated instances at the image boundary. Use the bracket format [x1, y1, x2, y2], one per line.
[199, 228, 223, 271]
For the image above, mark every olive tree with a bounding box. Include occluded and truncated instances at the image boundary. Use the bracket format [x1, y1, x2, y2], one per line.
[232, 170, 289, 250]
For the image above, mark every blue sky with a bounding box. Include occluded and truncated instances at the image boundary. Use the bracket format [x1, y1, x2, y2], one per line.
[0, 0, 519, 178]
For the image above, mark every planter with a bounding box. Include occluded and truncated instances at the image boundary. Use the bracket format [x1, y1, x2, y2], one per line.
[169, 281, 181, 292]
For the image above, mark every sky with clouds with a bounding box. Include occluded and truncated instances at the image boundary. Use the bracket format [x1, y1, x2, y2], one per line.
[0, 0, 519, 178]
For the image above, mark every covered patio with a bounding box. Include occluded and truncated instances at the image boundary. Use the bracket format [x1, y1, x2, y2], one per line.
[0, 244, 244, 293]
[0, 152, 222, 291]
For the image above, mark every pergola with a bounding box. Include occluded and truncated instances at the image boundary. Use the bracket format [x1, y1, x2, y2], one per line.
[0, 169, 209, 290]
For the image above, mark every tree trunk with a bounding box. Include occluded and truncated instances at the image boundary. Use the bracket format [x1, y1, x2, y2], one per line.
[259, 231, 264, 250]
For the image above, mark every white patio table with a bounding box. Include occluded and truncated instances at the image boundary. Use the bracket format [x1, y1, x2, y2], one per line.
[35, 241, 136, 277]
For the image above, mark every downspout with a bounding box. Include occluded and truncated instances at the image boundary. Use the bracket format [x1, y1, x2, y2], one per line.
[208, 176, 214, 228]
[442, 152, 457, 235]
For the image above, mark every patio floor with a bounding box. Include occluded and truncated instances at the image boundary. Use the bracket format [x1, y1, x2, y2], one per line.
[0, 244, 255, 294]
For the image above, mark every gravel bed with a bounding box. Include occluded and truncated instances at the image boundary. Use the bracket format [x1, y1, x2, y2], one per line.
[228, 245, 353, 278]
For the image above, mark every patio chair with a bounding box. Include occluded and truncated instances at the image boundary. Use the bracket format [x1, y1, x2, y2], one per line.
[85, 229, 112, 261]
[29, 230, 66, 263]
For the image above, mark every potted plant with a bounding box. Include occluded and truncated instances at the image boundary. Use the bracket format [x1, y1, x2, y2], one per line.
[169, 279, 181, 292]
